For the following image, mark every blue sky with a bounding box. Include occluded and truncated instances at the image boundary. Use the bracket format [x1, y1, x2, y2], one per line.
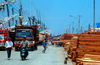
[0, 0, 100, 35]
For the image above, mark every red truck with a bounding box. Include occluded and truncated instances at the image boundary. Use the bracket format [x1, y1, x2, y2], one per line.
[0, 30, 9, 50]
[14, 25, 39, 51]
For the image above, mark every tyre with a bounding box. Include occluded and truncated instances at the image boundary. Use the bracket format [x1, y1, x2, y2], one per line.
[31, 46, 34, 51]
[15, 47, 18, 51]
[21, 57, 24, 60]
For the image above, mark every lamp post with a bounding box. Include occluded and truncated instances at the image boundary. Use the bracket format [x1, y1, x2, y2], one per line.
[69, 15, 81, 33]
[93, 0, 95, 33]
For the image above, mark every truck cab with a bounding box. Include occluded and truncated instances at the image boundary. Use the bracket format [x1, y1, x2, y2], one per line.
[14, 25, 39, 51]
[0, 30, 9, 50]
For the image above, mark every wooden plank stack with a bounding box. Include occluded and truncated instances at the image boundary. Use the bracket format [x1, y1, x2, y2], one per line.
[62, 33, 100, 65]
[61, 34, 79, 61]
[76, 34, 100, 65]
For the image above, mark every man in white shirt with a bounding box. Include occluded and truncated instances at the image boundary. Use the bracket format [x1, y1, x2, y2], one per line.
[5, 37, 13, 60]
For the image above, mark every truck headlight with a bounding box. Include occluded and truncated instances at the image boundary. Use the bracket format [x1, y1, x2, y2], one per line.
[0, 42, 4, 46]
[15, 41, 20, 44]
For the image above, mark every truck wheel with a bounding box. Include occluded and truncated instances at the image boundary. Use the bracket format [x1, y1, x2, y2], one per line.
[21, 57, 24, 60]
[31, 46, 34, 51]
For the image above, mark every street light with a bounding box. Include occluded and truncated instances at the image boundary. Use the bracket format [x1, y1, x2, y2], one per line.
[69, 15, 81, 33]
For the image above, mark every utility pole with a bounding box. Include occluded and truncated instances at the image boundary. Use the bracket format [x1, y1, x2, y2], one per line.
[15, 20, 17, 26]
[12, 8, 14, 26]
[32, 16, 35, 25]
[78, 15, 80, 33]
[19, 0, 22, 16]
[66, 28, 67, 33]
[65, 28, 67, 33]
[88, 23, 90, 31]
[5, 0, 10, 27]
[81, 26, 83, 33]
[69, 24, 71, 33]
[28, 17, 31, 26]
[93, 0, 95, 33]
[72, 21, 74, 33]
[76, 28, 78, 33]
[19, 0, 23, 26]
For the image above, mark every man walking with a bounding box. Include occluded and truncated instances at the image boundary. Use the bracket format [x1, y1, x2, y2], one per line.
[42, 39, 47, 53]
[5, 38, 13, 60]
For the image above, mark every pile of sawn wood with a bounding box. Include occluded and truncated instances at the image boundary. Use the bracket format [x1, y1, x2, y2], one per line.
[62, 33, 100, 65]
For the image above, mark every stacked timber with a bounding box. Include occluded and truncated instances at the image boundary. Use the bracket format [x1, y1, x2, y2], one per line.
[61, 33, 100, 65]
[61, 34, 78, 60]
[61, 34, 75, 40]
[75, 34, 100, 65]
[52, 34, 74, 44]
[69, 36, 78, 61]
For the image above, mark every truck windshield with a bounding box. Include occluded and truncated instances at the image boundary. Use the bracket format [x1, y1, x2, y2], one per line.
[16, 29, 32, 38]
[0, 35, 4, 39]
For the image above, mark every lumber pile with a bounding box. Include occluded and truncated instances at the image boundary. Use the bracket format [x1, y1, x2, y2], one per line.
[60, 33, 100, 65]
[61, 34, 78, 60]
[69, 36, 78, 61]
[76, 34, 100, 65]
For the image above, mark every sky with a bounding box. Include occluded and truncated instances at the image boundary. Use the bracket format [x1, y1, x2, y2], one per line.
[0, 0, 100, 35]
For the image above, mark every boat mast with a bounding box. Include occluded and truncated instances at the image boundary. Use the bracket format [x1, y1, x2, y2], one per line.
[5, 0, 10, 27]
[19, 0, 22, 16]
[19, 0, 23, 26]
